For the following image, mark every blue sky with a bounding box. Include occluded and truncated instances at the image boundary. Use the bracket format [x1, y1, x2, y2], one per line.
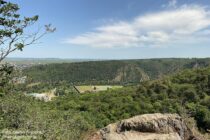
[9, 0, 210, 59]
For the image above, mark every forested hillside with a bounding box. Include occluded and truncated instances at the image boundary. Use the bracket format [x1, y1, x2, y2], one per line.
[1, 65, 210, 139]
[24, 58, 210, 84]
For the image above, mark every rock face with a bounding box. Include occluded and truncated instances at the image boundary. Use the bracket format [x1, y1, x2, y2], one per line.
[87, 113, 198, 140]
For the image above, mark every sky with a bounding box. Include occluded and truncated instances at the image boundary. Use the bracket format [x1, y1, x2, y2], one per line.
[8, 0, 210, 59]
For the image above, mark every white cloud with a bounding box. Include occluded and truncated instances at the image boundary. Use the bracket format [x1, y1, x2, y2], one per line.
[64, 5, 210, 48]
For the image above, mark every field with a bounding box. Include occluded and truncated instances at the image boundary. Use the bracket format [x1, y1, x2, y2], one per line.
[74, 85, 123, 93]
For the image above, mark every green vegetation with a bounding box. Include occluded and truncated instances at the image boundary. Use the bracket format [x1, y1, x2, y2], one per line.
[24, 58, 210, 85]
[0, 0, 55, 63]
[1, 65, 210, 139]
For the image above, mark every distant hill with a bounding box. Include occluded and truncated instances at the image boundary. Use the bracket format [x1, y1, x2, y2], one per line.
[24, 58, 210, 84]
[4, 57, 100, 65]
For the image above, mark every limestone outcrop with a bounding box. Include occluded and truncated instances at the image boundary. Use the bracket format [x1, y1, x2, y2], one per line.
[87, 113, 199, 140]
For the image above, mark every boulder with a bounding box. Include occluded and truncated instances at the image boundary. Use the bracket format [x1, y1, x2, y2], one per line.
[87, 113, 199, 140]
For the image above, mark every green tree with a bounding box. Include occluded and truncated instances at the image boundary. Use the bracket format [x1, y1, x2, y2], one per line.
[0, 0, 55, 62]
[0, 64, 13, 95]
[195, 105, 210, 131]
[0, 0, 55, 93]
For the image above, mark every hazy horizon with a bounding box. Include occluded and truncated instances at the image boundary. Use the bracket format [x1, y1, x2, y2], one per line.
[6, 56, 210, 60]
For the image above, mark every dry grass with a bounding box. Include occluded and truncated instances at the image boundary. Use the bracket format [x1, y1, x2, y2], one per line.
[75, 85, 123, 93]
[184, 117, 209, 140]
[26, 82, 41, 87]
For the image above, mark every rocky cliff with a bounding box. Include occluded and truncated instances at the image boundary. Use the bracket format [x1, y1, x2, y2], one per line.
[87, 113, 200, 140]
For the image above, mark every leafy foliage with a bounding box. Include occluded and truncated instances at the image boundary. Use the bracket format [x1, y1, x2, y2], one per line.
[24, 58, 210, 85]
[0, 64, 14, 95]
[0, 0, 55, 62]
[2, 66, 210, 139]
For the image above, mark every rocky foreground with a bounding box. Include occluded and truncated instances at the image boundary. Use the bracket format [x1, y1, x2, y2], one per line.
[87, 113, 201, 140]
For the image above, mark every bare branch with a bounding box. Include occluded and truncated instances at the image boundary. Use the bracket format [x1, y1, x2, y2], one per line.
[0, 1, 55, 63]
